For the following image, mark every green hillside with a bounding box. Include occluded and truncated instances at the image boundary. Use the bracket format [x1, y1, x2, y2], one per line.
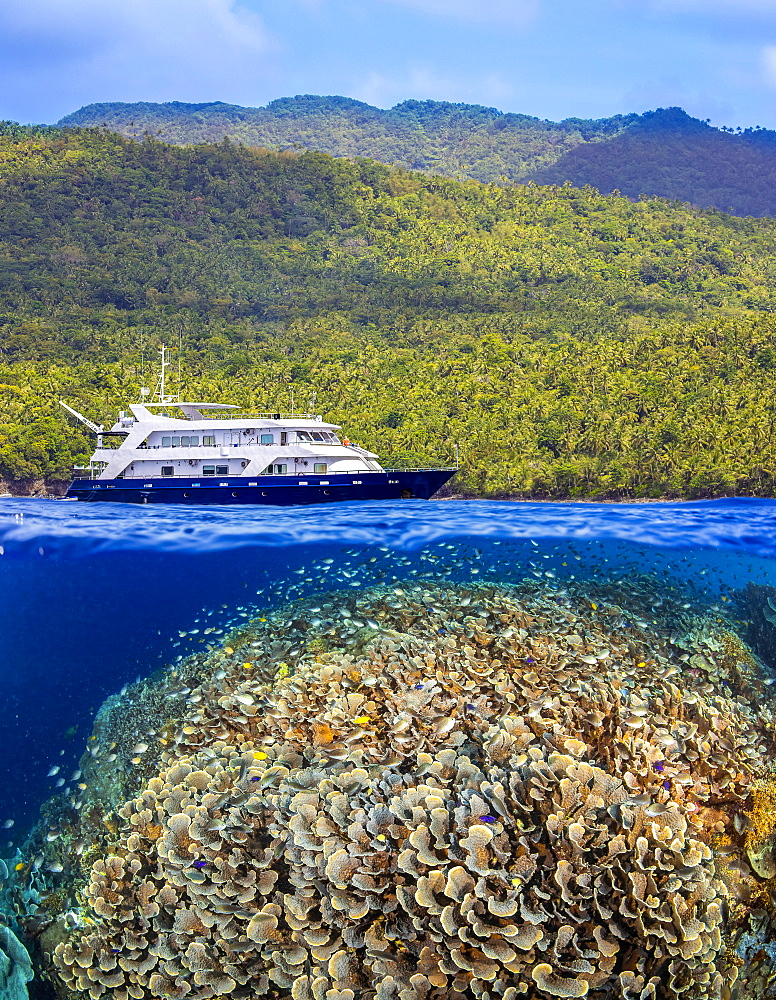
[57, 96, 634, 184]
[531, 108, 776, 218]
[58, 98, 776, 216]
[2, 124, 776, 499]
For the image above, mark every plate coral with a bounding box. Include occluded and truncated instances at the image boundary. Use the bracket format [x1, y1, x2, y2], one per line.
[8, 581, 776, 1000]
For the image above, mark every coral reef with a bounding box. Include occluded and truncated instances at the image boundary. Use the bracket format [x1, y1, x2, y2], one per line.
[13, 582, 776, 1000]
[0, 925, 33, 1000]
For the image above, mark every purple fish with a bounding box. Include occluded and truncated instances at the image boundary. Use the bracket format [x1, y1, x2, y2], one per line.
[663, 780, 671, 791]
[479, 815, 497, 824]
[192, 861, 208, 870]
[652, 761, 665, 773]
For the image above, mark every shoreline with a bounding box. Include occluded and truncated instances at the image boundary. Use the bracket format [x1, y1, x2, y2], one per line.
[436, 493, 693, 504]
[0, 489, 756, 505]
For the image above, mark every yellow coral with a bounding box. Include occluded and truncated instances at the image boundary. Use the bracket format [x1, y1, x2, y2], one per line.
[746, 777, 776, 850]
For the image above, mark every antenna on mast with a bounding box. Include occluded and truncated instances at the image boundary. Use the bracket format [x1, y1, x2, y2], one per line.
[139, 331, 148, 402]
[154, 344, 177, 404]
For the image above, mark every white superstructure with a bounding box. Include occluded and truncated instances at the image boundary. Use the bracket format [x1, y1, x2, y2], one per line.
[61, 347, 383, 483]
[65, 401, 382, 481]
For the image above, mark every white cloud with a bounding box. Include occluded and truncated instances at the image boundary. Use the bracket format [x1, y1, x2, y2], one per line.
[352, 66, 464, 108]
[0, 0, 274, 121]
[377, 0, 540, 28]
[763, 45, 776, 87]
[352, 65, 517, 110]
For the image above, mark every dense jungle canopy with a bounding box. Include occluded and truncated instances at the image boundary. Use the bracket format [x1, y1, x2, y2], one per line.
[60, 98, 776, 217]
[2, 124, 776, 498]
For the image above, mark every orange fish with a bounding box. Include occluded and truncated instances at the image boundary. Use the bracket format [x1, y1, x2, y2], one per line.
[311, 722, 335, 746]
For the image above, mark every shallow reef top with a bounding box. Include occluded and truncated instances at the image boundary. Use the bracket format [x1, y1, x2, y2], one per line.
[8, 579, 776, 1000]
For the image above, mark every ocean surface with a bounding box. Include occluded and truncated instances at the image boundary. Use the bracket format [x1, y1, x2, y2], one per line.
[2, 496, 776, 999]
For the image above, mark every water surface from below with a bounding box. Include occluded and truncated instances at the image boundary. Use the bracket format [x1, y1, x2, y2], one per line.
[1, 498, 776, 999]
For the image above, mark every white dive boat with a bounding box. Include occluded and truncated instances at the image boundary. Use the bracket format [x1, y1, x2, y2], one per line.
[61, 349, 455, 505]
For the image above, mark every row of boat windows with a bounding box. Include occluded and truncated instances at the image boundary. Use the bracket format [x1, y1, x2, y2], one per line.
[159, 435, 214, 447]
[161, 465, 227, 476]
[149, 431, 340, 448]
[296, 431, 339, 443]
[158, 463, 329, 477]
[260, 464, 327, 475]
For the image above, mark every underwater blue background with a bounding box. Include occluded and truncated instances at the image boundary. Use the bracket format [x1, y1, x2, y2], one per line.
[1, 496, 776, 846]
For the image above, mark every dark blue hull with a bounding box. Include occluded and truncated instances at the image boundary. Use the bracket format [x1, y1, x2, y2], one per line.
[64, 469, 456, 505]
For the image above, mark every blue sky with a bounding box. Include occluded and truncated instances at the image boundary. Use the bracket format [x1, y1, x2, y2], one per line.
[2, 0, 776, 128]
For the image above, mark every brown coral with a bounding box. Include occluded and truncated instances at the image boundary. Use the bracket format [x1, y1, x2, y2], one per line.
[46, 582, 776, 1000]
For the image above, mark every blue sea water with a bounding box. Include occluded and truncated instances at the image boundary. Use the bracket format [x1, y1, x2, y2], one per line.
[1, 495, 775, 847]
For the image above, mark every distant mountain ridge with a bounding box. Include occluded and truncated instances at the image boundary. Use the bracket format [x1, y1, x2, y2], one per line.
[59, 97, 776, 216]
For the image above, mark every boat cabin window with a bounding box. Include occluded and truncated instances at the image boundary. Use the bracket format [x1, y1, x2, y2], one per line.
[311, 432, 325, 442]
[161, 466, 174, 477]
[161, 435, 200, 448]
[203, 435, 216, 447]
[296, 431, 312, 441]
[216, 465, 229, 475]
[261, 464, 288, 475]
[203, 465, 215, 476]
[260, 433, 274, 445]
[314, 463, 327, 473]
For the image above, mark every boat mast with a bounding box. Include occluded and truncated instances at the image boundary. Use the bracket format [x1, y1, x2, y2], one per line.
[154, 344, 177, 405]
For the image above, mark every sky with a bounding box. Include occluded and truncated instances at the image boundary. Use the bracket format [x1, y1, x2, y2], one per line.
[2, 0, 776, 128]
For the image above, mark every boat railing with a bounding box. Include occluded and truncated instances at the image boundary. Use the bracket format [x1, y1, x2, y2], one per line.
[251, 412, 321, 421]
[151, 410, 323, 421]
[385, 466, 458, 473]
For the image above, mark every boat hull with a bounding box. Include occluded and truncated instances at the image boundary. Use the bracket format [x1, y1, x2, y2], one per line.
[64, 469, 456, 505]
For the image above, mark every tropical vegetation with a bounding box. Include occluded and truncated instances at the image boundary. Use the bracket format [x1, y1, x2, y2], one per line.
[2, 124, 776, 498]
[60, 98, 776, 216]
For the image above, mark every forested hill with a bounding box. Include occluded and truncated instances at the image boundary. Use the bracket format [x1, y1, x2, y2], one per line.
[58, 98, 776, 216]
[3, 125, 776, 500]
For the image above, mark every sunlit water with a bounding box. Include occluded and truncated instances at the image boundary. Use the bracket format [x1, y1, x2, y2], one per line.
[2, 496, 776, 998]
[1, 497, 774, 833]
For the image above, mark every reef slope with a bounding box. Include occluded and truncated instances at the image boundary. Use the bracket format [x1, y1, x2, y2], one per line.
[9, 581, 776, 1000]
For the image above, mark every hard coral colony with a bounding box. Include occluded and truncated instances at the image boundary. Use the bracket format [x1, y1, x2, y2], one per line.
[14, 582, 776, 1000]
